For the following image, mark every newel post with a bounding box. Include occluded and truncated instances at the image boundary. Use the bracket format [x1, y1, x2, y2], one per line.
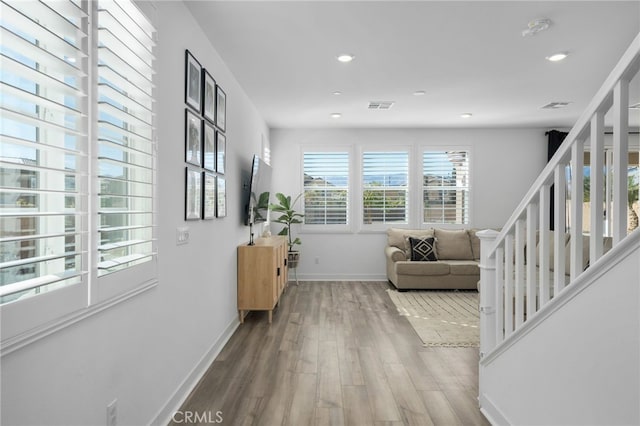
[477, 229, 500, 357]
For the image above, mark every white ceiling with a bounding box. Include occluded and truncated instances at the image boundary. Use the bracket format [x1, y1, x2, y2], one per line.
[185, 1, 640, 129]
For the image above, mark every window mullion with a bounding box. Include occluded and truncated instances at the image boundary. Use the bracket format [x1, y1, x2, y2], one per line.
[86, 0, 99, 304]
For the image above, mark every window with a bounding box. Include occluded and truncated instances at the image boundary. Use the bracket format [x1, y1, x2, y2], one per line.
[362, 151, 409, 225]
[581, 149, 639, 235]
[423, 151, 470, 224]
[0, 0, 156, 339]
[303, 152, 349, 225]
[97, 0, 156, 278]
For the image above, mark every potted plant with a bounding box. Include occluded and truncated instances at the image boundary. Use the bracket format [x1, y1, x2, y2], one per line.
[270, 192, 304, 268]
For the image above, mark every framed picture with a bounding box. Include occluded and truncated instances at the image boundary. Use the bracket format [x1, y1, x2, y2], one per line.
[203, 121, 215, 171]
[202, 172, 216, 219]
[185, 50, 201, 112]
[185, 167, 202, 220]
[215, 85, 226, 131]
[216, 176, 227, 218]
[185, 109, 201, 166]
[202, 69, 216, 122]
[216, 131, 226, 174]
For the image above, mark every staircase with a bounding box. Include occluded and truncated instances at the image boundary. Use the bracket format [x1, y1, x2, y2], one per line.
[477, 33, 640, 425]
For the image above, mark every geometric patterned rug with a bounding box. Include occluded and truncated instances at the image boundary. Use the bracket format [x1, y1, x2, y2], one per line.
[386, 289, 480, 347]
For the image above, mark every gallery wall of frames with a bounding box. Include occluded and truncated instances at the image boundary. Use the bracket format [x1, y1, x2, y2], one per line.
[184, 49, 227, 220]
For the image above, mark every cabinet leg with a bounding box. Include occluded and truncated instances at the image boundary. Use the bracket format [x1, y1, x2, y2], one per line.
[239, 310, 244, 324]
[268, 310, 273, 324]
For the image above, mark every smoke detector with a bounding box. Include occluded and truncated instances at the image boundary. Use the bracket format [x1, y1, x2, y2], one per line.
[522, 19, 552, 37]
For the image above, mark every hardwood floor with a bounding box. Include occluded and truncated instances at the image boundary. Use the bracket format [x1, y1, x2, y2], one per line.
[171, 281, 489, 426]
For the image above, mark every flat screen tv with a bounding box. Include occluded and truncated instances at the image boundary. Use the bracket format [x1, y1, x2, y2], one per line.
[245, 154, 272, 226]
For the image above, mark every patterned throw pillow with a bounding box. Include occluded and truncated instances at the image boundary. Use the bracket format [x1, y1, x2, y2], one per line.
[408, 237, 438, 261]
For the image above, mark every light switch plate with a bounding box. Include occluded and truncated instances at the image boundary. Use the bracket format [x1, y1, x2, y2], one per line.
[177, 227, 190, 245]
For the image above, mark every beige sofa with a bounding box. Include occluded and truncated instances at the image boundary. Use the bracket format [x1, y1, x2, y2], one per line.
[385, 228, 481, 290]
[386, 227, 614, 292]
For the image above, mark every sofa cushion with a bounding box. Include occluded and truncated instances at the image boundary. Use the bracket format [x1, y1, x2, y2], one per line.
[447, 260, 480, 276]
[564, 235, 613, 273]
[467, 229, 482, 260]
[396, 261, 450, 276]
[387, 227, 434, 257]
[434, 229, 474, 260]
[408, 237, 438, 261]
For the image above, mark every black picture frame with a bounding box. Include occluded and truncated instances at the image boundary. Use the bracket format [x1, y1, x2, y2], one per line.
[215, 85, 226, 131]
[185, 167, 202, 220]
[185, 50, 202, 112]
[216, 176, 227, 218]
[216, 131, 226, 174]
[202, 69, 216, 122]
[185, 109, 202, 166]
[203, 172, 216, 220]
[203, 121, 215, 171]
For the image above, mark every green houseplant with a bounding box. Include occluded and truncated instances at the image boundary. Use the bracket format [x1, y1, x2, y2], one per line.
[270, 193, 304, 267]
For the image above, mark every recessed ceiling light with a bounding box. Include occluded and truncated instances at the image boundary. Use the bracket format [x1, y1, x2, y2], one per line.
[413, 90, 426, 96]
[460, 113, 473, 118]
[546, 52, 569, 62]
[330, 113, 342, 118]
[332, 91, 342, 96]
[336, 54, 355, 63]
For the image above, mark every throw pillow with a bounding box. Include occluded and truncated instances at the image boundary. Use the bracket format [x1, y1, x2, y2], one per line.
[408, 237, 438, 261]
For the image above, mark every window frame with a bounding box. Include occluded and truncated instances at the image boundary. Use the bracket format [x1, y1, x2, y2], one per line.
[359, 146, 411, 232]
[300, 146, 353, 234]
[0, 0, 157, 351]
[420, 146, 472, 227]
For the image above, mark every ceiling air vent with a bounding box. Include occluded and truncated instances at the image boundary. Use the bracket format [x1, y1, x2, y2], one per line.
[541, 102, 572, 110]
[368, 101, 395, 110]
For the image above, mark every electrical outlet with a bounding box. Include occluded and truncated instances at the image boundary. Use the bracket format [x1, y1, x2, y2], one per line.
[176, 227, 190, 245]
[107, 399, 117, 426]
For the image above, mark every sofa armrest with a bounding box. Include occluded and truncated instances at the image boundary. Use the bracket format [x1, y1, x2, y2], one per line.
[385, 246, 406, 262]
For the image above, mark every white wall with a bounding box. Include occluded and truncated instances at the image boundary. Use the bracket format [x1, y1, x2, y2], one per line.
[479, 235, 640, 425]
[270, 128, 547, 280]
[0, 2, 267, 425]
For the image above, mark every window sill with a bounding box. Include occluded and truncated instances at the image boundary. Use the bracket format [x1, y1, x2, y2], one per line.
[0, 279, 158, 357]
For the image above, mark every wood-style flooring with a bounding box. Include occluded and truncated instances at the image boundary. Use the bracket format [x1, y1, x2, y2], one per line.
[172, 281, 489, 426]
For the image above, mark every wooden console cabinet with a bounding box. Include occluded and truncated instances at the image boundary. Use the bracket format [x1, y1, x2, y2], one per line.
[237, 236, 288, 323]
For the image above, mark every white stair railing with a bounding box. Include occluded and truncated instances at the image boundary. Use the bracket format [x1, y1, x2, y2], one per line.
[479, 32, 640, 359]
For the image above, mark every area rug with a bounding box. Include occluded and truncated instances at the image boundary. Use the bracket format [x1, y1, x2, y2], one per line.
[386, 289, 479, 347]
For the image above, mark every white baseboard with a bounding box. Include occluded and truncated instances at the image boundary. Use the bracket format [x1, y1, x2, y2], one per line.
[479, 392, 510, 425]
[293, 273, 388, 281]
[150, 316, 240, 425]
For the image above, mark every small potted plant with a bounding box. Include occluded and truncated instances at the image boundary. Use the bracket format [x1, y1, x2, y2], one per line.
[270, 192, 304, 268]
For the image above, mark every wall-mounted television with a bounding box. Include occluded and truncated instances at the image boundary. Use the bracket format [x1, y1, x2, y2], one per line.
[245, 154, 272, 226]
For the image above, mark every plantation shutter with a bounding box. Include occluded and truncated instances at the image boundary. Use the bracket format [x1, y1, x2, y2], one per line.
[362, 151, 409, 224]
[303, 152, 349, 225]
[423, 151, 470, 224]
[96, 0, 156, 275]
[0, 0, 89, 303]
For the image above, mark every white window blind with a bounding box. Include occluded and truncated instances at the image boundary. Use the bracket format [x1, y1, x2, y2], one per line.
[97, 0, 156, 275]
[0, 0, 89, 304]
[423, 150, 469, 224]
[303, 152, 349, 225]
[0, 0, 156, 339]
[362, 151, 408, 224]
